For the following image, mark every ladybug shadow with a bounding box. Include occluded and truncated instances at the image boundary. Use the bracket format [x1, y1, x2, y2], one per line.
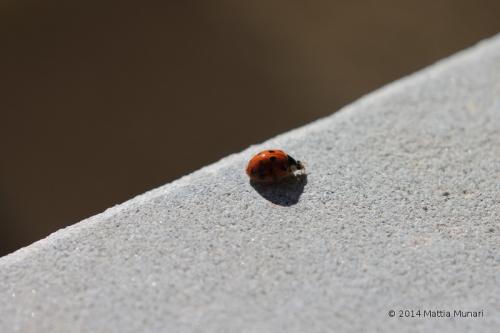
[250, 174, 308, 206]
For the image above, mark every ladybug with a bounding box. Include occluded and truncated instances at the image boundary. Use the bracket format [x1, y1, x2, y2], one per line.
[246, 149, 305, 182]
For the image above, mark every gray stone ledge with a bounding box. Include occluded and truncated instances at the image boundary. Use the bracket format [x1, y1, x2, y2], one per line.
[1, 34, 500, 332]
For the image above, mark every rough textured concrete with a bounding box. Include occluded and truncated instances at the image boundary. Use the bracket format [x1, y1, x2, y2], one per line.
[1, 34, 500, 332]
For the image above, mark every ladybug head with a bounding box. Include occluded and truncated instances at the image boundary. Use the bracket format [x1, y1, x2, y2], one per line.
[287, 155, 305, 173]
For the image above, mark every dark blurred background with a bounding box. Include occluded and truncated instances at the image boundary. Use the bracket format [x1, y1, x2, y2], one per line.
[1, 0, 499, 257]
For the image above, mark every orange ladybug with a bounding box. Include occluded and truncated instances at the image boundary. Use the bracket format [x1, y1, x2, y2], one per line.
[246, 149, 305, 182]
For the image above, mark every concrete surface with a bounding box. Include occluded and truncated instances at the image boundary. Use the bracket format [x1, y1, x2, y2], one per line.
[1, 34, 500, 332]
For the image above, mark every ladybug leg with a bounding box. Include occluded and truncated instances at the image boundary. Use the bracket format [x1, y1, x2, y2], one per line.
[296, 165, 306, 179]
[290, 172, 301, 181]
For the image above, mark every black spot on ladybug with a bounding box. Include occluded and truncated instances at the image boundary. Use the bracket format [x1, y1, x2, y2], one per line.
[270, 156, 276, 162]
[268, 167, 273, 173]
[282, 167, 287, 171]
[268, 150, 275, 153]
[273, 175, 279, 181]
[250, 169, 254, 175]
[280, 161, 286, 166]
[258, 168, 264, 173]
[259, 174, 266, 180]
